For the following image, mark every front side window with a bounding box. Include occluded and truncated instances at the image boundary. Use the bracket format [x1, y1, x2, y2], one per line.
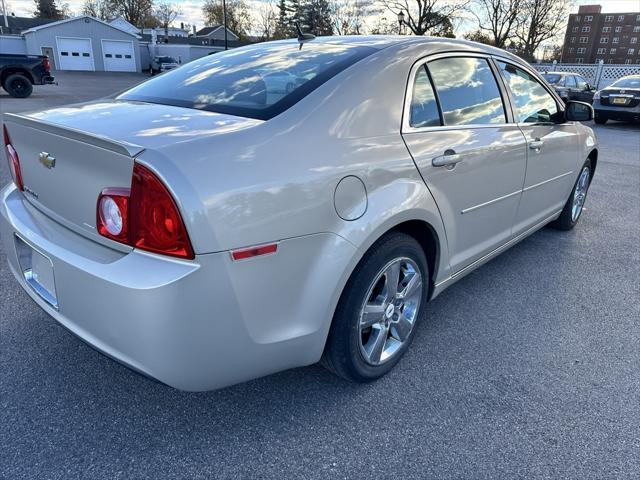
[119, 43, 376, 120]
[564, 75, 577, 88]
[497, 61, 559, 124]
[575, 76, 588, 89]
[427, 57, 506, 126]
[409, 66, 441, 128]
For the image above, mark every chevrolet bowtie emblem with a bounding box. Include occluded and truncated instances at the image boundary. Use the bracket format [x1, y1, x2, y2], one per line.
[39, 152, 56, 169]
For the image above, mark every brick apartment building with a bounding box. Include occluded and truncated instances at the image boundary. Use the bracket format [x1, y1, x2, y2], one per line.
[562, 4, 640, 64]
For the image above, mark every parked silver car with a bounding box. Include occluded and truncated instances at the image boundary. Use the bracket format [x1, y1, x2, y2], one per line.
[1, 37, 597, 391]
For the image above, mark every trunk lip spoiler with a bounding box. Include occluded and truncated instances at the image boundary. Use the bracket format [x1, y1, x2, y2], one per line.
[3, 112, 145, 158]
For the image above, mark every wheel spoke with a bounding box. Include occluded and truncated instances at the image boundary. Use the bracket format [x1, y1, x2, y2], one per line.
[384, 262, 400, 302]
[399, 273, 422, 300]
[365, 325, 388, 364]
[361, 303, 384, 329]
[391, 314, 413, 342]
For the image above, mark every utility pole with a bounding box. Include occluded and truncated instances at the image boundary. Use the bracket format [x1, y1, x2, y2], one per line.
[222, 0, 228, 50]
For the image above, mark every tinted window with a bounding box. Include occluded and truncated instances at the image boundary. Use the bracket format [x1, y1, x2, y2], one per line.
[409, 66, 441, 128]
[564, 75, 577, 88]
[428, 57, 506, 126]
[120, 43, 377, 120]
[610, 76, 640, 88]
[543, 73, 562, 84]
[498, 61, 559, 123]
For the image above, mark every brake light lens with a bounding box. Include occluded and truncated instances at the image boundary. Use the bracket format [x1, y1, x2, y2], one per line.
[43, 56, 50, 73]
[96, 163, 194, 259]
[3, 125, 24, 191]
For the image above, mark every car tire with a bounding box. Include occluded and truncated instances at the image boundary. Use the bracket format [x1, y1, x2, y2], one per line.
[3, 73, 33, 98]
[594, 114, 607, 124]
[550, 159, 592, 231]
[322, 232, 428, 383]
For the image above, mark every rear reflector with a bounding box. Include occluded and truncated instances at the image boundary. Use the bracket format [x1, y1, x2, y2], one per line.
[231, 243, 278, 261]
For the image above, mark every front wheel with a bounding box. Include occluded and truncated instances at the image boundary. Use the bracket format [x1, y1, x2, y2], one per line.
[3, 73, 33, 98]
[594, 113, 607, 124]
[550, 160, 592, 230]
[322, 232, 428, 382]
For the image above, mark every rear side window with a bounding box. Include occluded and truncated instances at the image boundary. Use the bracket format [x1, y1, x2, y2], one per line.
[497, 61, 559, 123]
[564, 75, 577, 88]
[409, 66, 441, 128]
[120, 43, 377, 120]
[427, 57, 506, 126]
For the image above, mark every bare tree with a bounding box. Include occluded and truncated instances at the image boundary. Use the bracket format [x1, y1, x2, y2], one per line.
[81, 0, 109, 20]
[379, 0, 467, 36]
[202, 0, 253, 39]
[154, 1, 180, 37]
[516, 0, 570, 60]
[257, 0, 277, 40]
[107, 0, 154, 27]
[472, 0, 522, 48]
[330, 0, 369, 35]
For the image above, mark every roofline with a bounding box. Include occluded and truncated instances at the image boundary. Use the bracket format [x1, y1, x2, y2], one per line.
[22, 15, 140, 38]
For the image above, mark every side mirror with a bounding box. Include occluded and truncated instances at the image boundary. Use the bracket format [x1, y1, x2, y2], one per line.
[565, 101, 594, 122]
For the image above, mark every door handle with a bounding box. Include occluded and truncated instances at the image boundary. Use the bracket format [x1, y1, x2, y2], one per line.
[529, 139, 544, 151]
[432, 149, 462, 168]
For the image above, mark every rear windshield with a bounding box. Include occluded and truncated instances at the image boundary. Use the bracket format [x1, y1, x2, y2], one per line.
[120, 42, 377, 120]
[543, 73, 562, 85]
[157, 56, 178, 63]
[610, 76, 640, 89]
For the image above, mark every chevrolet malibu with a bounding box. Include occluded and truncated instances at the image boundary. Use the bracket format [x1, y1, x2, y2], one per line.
[1, 37, 597, 391]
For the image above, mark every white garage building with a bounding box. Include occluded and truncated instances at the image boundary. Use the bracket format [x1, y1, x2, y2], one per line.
[22, 16, 141, 72]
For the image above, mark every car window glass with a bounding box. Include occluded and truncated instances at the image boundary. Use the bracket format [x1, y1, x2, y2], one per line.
[564, 75, 577, 88]
[427, 57, 506, 126]
[543, 73, 562, 85]
[497, 61, 559, 123]
[575, 76, 588, 89]
[409, 66, 441, 128]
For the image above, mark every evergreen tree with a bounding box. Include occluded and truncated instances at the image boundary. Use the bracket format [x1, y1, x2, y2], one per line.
[300, 0, 333, 36]
[33, 0, 64, 19]
[274, 0, 289, 38]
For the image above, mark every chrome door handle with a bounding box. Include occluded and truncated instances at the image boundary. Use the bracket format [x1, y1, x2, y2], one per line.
[432, 150, 462, 168]
[529, 139, 544, 150]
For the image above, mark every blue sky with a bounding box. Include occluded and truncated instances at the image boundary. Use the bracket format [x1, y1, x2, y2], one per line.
[4, 0, 640, 35]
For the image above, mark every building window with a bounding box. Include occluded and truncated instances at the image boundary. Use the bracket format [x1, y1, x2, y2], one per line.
[571, 36, 576, 43]
[600, 37, 609, 43]
[602, 27, 611, 33]
[597, 48, 606, 54]
[632, 38, 638, 44]
[629, 48, 635, 55]
[582, 26, 590, 32]
[595, 58, 604, 63]
[634, 27, 640, 32]
[618, 15, 624, 22]
[575, 15, 581, 22]
[604, 15, 613, 22]
[577, 48, 586, 54]
[576, 58, 584, 63]
[569, 47, 575, 53]
[637, 14, 640, 21]
[625, 59, 632, 64]
[573, 26, 579, 32]
[613, 37, 620, 43]
[610, 48, 617, 54]
[580, 37, 588, 43]
[585, 15, 593, 22]
[615, 26, 622, 32]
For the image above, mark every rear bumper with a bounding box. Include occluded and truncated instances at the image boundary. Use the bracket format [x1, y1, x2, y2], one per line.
[593, 101, 640, 121]
[1, 184, 356, 390]
[35, 75, 55, 85]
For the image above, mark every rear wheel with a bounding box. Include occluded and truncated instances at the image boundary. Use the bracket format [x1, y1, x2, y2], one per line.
[594, 113, 607, 124]
[550, 160, 592, 230]
[322, 232, 428, 382]
[3, 74, 33, 98]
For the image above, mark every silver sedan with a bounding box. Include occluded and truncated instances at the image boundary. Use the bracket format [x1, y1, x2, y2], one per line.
[1, 36, 597, 391]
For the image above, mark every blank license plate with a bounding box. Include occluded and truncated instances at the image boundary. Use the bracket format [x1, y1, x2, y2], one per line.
[15, 235, 58, 309]
[612, 97, 627, 105]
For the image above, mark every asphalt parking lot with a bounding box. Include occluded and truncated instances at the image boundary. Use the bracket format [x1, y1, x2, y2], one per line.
[1, 72, 639, 479]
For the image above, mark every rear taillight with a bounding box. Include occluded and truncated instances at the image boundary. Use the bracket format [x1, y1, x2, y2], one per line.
[43, 56, 51, 73]
[3, 125, 24, 191]
[97, 163, 194, 259]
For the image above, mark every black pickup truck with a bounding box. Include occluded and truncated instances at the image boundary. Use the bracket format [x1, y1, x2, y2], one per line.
[0, 54, 55, 98]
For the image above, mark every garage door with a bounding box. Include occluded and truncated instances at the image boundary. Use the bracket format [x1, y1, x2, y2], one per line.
[102, 40, 136, 72]
[57, 38, 94, 71]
